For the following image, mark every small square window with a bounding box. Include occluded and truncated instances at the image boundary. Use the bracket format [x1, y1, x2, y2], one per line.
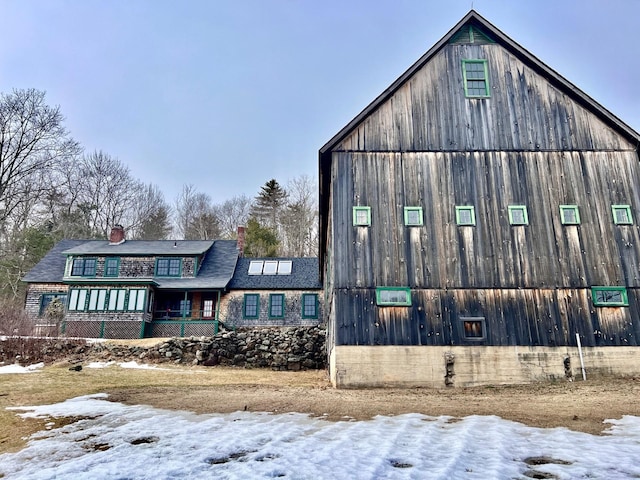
[455, 206, 476, 226]
[404, 207, 423, 226]
[612, 205, 633, 225]
[269, 294, 285, 318]
[508, 205, 528, 225]
[560, 205, 580, 225]
[243, 294, 260, 318]
[353, 206, 371, 226]
[375, 287, 411, 306]
[591, 287, 629, 306]
[461, 317, 486, 340]
[462, 60, 490, 98]
[104, 257, 120, 277]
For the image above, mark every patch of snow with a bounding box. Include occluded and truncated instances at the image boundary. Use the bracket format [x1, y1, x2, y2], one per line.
[0, 362, 44, 374]
[1, 395, 639, 479]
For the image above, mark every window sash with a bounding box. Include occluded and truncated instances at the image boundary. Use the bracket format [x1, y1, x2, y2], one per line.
[455, 206, 476, 226]
[461, 317, 486, 340]
[269, 294, 284, 318]
[592, 287, 629, 306]
[462, 60, 490, 97]
[156, 258, 181, 276]
[375, 287, 411, 306]
[508, 205, 529, 225]
[203, 300, 214, 318]
[612, 205, 633, 225]
[71, 258, 96, 277]
[68, 289, 88, 311]
[353, 206, 371, 226]
[404, 207, 423, 226]
[560, 205, 580, 225]
[104, 258, 119, 277]
[244, 294, 260, 318]
[302, 294, 318, 318]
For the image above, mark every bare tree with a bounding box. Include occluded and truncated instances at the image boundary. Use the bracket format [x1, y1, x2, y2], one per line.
[129, 183, 172, 240]
[214, 194, 253, 239]
[175, 184, 220, 240]
[280, 174, 318, 257]
[0, 89, 81, 240]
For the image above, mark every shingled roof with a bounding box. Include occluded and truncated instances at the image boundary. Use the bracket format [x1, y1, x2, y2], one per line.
[228, 258, 321, 290]
[22, 239, 88, 283]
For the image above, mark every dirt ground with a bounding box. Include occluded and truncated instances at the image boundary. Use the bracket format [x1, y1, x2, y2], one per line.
[106, 372, 640, 436]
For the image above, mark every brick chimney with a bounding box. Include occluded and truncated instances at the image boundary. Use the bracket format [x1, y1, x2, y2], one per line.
[109, 225, 126, 245]
[236, 226, 245, 257]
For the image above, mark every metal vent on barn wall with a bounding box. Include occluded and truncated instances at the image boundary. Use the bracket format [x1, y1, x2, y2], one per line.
[449, 23, 495, 44]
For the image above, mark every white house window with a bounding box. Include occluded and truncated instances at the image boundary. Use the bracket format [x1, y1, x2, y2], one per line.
[263, 260, 278, 275]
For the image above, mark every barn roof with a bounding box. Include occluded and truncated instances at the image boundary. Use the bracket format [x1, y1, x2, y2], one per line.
[317, 9, 640, 274]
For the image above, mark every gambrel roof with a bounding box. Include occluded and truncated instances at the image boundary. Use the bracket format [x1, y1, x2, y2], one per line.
[318, 9, 640, 272]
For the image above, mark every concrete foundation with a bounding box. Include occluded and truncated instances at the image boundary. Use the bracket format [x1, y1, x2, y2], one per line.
[329, 345, 640, 388]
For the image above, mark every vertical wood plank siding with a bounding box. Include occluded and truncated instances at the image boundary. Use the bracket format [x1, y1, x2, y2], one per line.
[327, 41, 640, 348]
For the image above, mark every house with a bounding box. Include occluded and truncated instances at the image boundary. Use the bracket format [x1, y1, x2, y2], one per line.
[23, 226, 322, 338]
[319, 11, 640, 387]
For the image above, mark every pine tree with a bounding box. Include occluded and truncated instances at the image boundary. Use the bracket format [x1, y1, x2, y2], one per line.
[251, 179, 288, 230]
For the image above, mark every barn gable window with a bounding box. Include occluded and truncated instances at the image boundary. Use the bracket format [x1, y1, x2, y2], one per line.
[508, 205, 529, 225]
[612, 205, 633, 225]
[353, 206, 371, 226]
[243, 294, 260, 318]
[462, 60, 490, 98]
[560, 205, 580, 225]
[404, 207, 423, 226]
[591, 287, 629, 307]
[461, 316, 486, 340]
[455, 206, 476, 226]
[375, 287, 411, 306]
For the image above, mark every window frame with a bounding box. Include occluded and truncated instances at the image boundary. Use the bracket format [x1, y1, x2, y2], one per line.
[68, 288, 89, 311]
[403, 206, 424, 226]
[128, 289, 147, 312]
[38, 293, 67, 317]
[104, 257, 120, 277]
[155, 258, 182, 277]
[508, 205, 529, 225]
[455, 206, 476, 226]
[461, 316, 486, 341]
[71, 257, 97, 277]
[462, 59, 490, 98]
[301, 293, 318, 319]
[559, 205, 580, 225]
[591, 287, 629, 307]
[87, 289, 107, 311]
[107, 289, 127, 312]
[248, 260, 264, 275]
[269, 293, 285, 318]
[612, 205, 633, 225]
[353, 206, 372, 226]
[375, 287, 412, 306]
[243, 293, 260, 319]
[263, 260, 278, 275]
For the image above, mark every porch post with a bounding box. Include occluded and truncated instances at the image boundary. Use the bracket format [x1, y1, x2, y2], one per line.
[182, 291, 188, 319]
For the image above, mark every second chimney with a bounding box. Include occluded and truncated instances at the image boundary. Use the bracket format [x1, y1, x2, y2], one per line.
[237, 226, 246, 257]
[109, 225, 126, 245]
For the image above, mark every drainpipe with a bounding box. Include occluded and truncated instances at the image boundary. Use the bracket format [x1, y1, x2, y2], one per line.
[214, 290, 221, 334]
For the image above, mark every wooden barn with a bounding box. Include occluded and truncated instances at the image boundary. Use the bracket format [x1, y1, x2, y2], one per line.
[319, 11, 640, 387]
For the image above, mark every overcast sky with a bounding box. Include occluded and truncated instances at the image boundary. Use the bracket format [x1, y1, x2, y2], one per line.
[0, 0, 638, 204]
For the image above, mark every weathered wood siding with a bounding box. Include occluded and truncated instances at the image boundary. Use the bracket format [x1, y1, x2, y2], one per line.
[336, 44, 636, 152]
[332, 150, 640, 288]
[333, 288, 640, 347]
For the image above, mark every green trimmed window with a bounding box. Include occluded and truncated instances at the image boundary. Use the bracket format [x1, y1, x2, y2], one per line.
[39, 293, 67, 316]
[156, 258, 181, 277]
[269, 294, 285, 318]
[560, 205, 580, 225]
[461, 317, 486, 340]
[68, 289, 88, 311]
[612, 205, 633, 225]
[508, 205, 529, 225]
[456, 206, 476, 226]
[104, 257, 120, 277]
[107, 289, 127, 311]
[302, 293, 318, 319]
[128, 289, 147, 312]
[462, 60, 490, 98]
[404, 207, 423, 226]
[591, 287, 629, 307]
[87, 289, 107, 311]
[375, 287, 411, 306]
[71, 258, 96, 277]
[353, 206, 371, 226]
[243, 294, 260, 319]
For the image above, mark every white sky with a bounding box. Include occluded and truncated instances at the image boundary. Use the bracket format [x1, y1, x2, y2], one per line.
[1, 392, 639, 479]
[0, 0, 638, 204]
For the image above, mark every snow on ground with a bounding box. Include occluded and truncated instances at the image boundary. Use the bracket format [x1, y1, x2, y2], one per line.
[1, 395, 639, 479]
[0, 362, 44, 374]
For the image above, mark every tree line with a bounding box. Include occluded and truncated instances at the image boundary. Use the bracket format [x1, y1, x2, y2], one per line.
[0, 89, 318, 304]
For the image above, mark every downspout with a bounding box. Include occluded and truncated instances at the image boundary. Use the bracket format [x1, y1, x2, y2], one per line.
[214, 290, 221, 335]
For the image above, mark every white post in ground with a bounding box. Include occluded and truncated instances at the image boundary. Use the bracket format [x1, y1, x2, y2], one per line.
[576, 333, 587, 381]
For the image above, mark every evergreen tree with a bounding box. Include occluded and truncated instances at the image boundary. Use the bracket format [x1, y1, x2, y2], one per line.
[244, 218, 279, 257]
[251, 179, 288, 230]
